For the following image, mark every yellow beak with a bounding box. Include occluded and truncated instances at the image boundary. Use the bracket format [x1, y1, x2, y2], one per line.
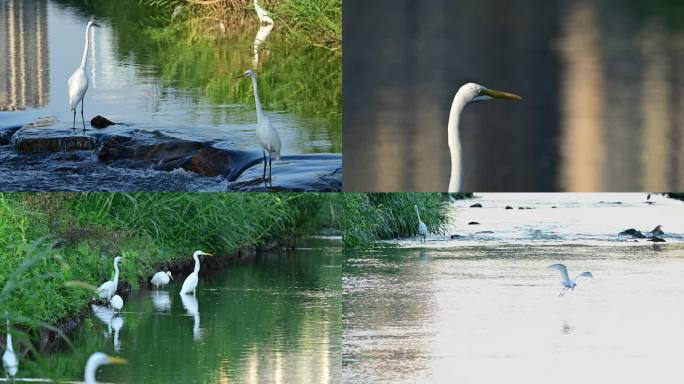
[482, 88, 523, 101]
[107, 356, 128, 365]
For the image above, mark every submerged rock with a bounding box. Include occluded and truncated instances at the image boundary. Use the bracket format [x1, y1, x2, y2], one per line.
[618, 229, 646, 239]
[648, 236, 666, 243]
[470, 203, 483, 208]
[0, 125, 22, 145]
[468, 222, 480, 225]
[450, 234, 463, 239]
[91, 115, 116, 129]
[12, 127, 97, 152]
[505, 206, 514, 210]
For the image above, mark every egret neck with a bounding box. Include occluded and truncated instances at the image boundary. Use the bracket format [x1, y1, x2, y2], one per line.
[80, 22, 95, 70]
[193, 253, 201, 274]
[249, 73, 264, 124]
[447, 92, 468, 192]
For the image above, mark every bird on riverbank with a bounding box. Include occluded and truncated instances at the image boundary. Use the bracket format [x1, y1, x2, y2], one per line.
[180, 250, 213, 295]
[151, 271, 173, 289]
[68, 19, 100, 130]
[2, 320, 18, 380]
[110, 295, 123, 313]
[97, 256, 123, 300]
[84, 352, 127, 384]
[238, 69, 282, 181]
[415, 205, 428, 243]
[447, 83, 522, 192]
[254, 0, 274, 25]
[547, 264, 593, 297]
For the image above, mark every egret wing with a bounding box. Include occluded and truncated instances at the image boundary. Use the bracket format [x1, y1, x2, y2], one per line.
[547, 263, 570, 283]
[418, 222, 428, 236]
[575, 271, 593, 281]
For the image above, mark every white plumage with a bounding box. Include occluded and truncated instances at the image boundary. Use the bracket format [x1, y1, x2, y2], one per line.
[151, 271, 173, 289]
[2, 321, 18, 379]
[97, 256, 123, 300]
[254, 0, 274, 24]
[415, 204, 428, 243]
[68, 19, 100, 130]
[180, 251, 212, 295]
[547, 263, 593, 297]
[110, 295, 123, 313]
[84, 352, 127, 384]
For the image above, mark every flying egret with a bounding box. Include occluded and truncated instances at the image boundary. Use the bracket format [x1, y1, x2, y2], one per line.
[254, 0, 274, 24]
[547, 263, 593, 297]
[84, 352, 127, 384]
[415, 204, 428, 243]
[180, 250, 213, 295]
[447, 83, 522, 192]
[110, 295, 123, 313]
[3, 320, 18, 380]
[68, 19, 100, 130]
[151, 271, 173, 289]
[97, 256, 123, 300]
[238, 69, 282, 181]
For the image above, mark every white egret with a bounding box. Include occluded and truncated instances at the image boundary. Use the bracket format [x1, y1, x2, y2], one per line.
[110, 295, 123, 313]
[180, 250, 213, 295]
[68, 19, 100, 130]
[415, 204, 428, 243]
[150, 271, 173, 289]
[447, 83, 522, 192]
[84, 352, 127, 384]
[547, 263, 593, 297]
[254, 0, 274, 25]
[97, 256, 123, 300]
[238, 69, 282, 180]
[3, 320, 18, 380]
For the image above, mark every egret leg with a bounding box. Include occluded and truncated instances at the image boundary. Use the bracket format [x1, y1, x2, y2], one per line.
[81, 100, 86, 131]
[262, 150, 267, 180]
[268, 151, 273, 182]
[72, 109, 77, 129]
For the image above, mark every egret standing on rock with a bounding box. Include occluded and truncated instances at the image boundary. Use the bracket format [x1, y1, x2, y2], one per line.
[447, 83, 522, 192]
[151, 271, 173, 289]
[180, 251, 213, 295]
[97, 256, 123, 300]
[238, 69, 282, 181]
[2, 320, 18, 380]
[84, 352, 127, 384]
[547, 263, 593, 297]
[68, 19, 100, 130]
[415, 204, 428, 243]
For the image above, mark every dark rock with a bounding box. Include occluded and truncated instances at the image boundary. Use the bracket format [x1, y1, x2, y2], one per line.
[468, 222, 480, 225]
[91, 115, 116, 129]
[450, 234, 463, 239]
[470, 203, 483, 208]
[476, 231, 494, 234]
[98, 132, 204, 164]
[618, 229, 646, 239]
[552, 206, 557, 209]
[650, 225, 664, 236]
[191, 146, 233, 177]
[12, 128, 97, 152]
[648, 237, 666, 243]
[505, 206, 513, 210]
[0, 125, 22, 145]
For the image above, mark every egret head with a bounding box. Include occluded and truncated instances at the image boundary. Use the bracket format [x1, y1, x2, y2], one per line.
[237, 69, 255, 79]
[114, 256, 124, 264]
[193, 250, 213, 258]
[88, 352, 127, 367]
[459, 83, 522, 104]
[87, 19, 101, 28]
[166, 271, 173, 279]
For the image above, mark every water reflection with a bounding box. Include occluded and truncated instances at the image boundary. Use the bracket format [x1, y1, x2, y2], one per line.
[0, 0, 50, 110]
[91, 304, 123, 353]
[180, 292, 201, 341]
[150, 290, 171, 312]
[344, 0, 684, 191]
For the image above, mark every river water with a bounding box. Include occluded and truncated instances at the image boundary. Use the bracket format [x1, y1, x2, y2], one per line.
[0, 0, 341, 191]
[344, 194, 684, 384]
[29, 238, 341, 383]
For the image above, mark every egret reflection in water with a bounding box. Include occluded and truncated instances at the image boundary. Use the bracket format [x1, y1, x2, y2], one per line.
[91, 304, 123, 352]
[150, 290, 172, 312]
[180, 293, 201, 341]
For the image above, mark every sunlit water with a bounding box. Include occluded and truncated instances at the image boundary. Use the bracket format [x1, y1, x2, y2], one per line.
[344, 194, 684, 384]
[29, 238, 341, 383]
[0, 0, 341, 191]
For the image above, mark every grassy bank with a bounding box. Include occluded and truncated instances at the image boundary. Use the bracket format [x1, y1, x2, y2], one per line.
[0, 193, 340, 345]
[341, 193, 471, 249]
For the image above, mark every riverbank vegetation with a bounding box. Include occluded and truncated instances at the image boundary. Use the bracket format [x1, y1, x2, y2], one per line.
[0, 193, 340, 346]
[341, 193, 471, 249]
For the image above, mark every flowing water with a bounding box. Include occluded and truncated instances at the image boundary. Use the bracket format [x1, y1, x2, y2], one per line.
[0, 0, 341, 191]
[343, 194, 684, 384]
[28, 238, 341, 383]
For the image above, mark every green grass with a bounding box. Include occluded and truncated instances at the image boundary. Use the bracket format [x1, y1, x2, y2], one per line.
[341, 193, 470, 249]
[0, 192, 338, 347]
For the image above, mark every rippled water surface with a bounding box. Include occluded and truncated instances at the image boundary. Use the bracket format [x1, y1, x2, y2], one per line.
[344, 194, 684, 384]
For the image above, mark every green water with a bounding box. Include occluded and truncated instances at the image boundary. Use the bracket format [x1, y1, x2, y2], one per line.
[31, 238, 341, 383]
